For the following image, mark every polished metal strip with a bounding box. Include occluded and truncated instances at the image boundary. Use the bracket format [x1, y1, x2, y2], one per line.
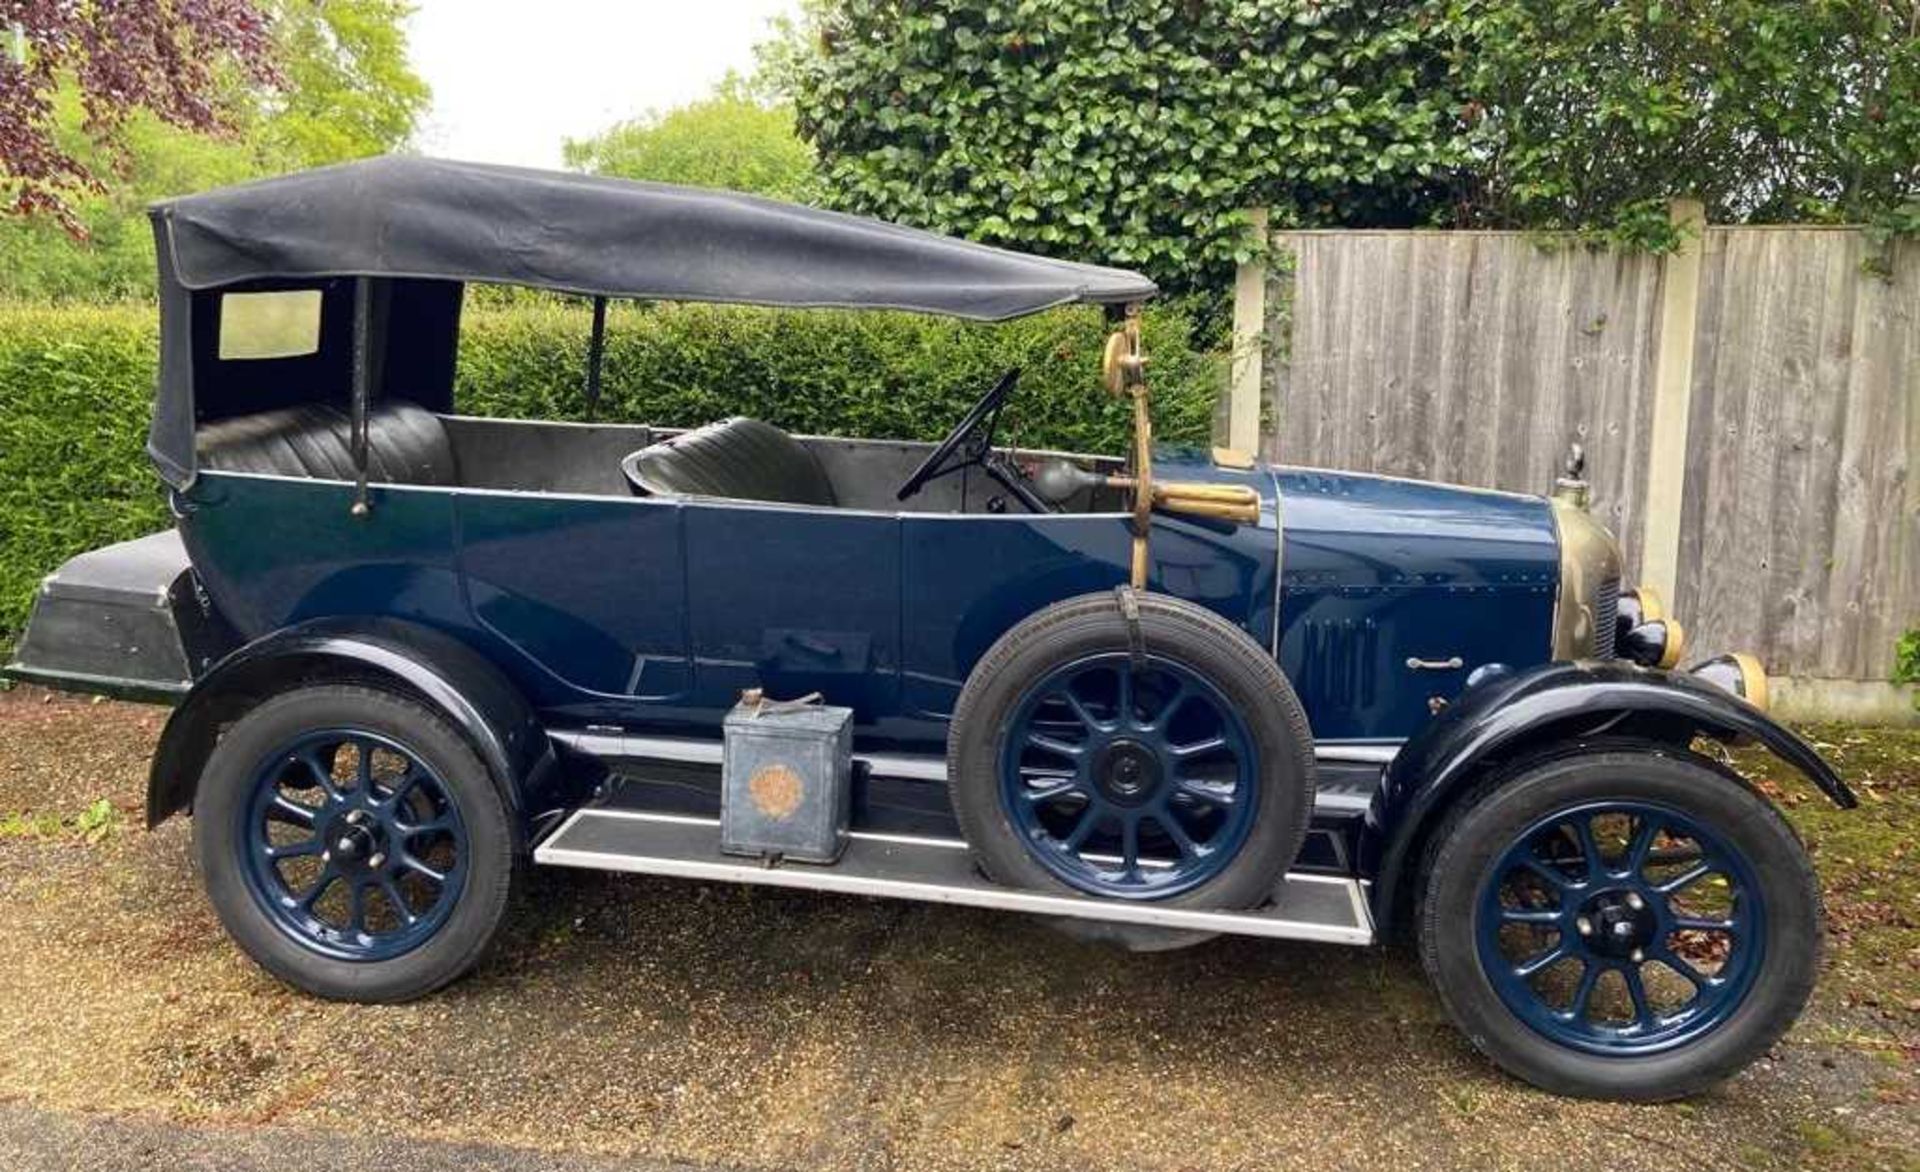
[551, 728, 1401, 775]
[1344, 874, 1376, 935]
[1312, 743, 1402, 765]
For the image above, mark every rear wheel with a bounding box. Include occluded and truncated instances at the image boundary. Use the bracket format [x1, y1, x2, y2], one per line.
[192, 685, 515, 1002]
[1419, 747, 1821, 1100]
[948, 591, 1315, 908]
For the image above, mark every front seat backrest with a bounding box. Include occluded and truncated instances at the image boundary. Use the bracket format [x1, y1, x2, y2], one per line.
[622, 417, 838, 506]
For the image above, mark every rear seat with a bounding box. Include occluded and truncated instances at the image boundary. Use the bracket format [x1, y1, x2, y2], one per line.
[197, 400, 458, 486]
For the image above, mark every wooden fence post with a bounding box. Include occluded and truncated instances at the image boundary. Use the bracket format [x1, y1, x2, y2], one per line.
[1638, 199, 1707, 604]
[1228, 208, 1271, 455]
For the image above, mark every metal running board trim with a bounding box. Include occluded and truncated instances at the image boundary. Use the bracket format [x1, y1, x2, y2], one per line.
[547, 729, 1389, 803]
[534, 809, 1376, 946]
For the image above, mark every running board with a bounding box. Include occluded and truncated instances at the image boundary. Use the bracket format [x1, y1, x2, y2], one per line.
[534, 809, 1376, 946]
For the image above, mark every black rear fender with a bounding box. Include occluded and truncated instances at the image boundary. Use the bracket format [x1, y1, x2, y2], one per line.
[147, 616, 563, 847]
[1368, 660, 1854, 927]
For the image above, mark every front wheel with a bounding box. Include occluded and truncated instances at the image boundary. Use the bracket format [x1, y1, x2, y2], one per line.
[192, 685, 515, 1002]
[1419, 747, 1822, 1100]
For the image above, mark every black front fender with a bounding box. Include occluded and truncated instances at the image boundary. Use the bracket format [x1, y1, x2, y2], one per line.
[146, 616, 561, 846]
[1368, 660, 1855, 924]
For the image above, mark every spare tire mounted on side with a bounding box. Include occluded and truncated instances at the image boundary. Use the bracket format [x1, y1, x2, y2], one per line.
[947, 590, 1315, 908]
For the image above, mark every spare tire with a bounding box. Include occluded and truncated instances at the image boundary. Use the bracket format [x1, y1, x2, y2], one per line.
[947, 590, 1315, 907]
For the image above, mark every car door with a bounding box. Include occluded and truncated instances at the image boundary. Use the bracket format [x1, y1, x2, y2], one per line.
[455, 490, 692, 707]
[677, 498, 903, 726]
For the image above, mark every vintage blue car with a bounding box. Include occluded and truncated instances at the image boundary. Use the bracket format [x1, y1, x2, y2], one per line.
[8, 158, 1855, 1101]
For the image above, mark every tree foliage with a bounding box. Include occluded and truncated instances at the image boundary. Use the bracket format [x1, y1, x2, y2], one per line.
[1449, 0, 1920, 249]
[775, 1, 1466, 289]
[563, 75, 815, 201]
[0, 0, 430, 300]
[259, 0, 431, 169]
[0, 0, 278, 226]
[773, 0, 1920, 288]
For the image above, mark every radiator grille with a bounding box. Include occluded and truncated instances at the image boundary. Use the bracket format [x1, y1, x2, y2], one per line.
[1595, 577, 1621, 659]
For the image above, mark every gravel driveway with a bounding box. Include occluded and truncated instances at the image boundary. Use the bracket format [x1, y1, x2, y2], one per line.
[0, 686, 1912, 1171]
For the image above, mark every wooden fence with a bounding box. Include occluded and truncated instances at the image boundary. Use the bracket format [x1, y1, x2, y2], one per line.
[1231, 214, 1918, 706]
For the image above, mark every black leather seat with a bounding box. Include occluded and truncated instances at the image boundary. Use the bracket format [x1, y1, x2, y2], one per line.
[197, 400, 458, 486]
[621, 417, 837, 506]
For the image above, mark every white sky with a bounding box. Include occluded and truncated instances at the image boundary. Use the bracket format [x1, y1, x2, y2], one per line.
[407, 0, 800, 169]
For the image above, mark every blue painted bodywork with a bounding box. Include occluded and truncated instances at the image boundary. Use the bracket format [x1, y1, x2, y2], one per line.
[155, 439, 1859, 914]
[176, 449, 1560, 754]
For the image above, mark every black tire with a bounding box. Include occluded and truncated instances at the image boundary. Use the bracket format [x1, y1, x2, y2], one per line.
[948, 591, 1315, 908]
[192, 685, 516, 1002]
[1418, 746, 1822, 1101]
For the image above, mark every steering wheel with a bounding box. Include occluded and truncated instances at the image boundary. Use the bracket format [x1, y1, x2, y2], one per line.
[896, 367, 1039, 507]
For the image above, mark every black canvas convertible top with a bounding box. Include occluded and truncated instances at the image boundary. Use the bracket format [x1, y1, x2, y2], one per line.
[146, 157, 1156, 488]
[150, 156, 1157, 317]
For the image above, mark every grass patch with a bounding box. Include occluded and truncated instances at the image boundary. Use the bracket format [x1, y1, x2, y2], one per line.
[1730, 724, 1920, 1032]
[0, 797, 121, 844]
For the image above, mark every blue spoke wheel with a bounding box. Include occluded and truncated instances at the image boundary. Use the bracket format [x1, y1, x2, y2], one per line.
[1419, 747, 1822, 1101]
[240, 729, 469, 961]
[1000, 653, 1259, 899]
[1474, 800, 1763, 1055]
[193, 686, 515, 1002]
[949, 591, 1315, 913]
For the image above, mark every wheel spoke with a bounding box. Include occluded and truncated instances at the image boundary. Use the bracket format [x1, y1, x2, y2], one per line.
[1022, 779, 1082, 804]
[380, 877, 418, 927]
[268, 794, 319, 827]
[297, 749, 344, 800]
[1623, 965, 1655, 1029]
[265, 836, 324, 861]
[1565, 961, 1600, 1022]
[1060, 689, 1106, 733]
[1148, 682, 1190, 729]
[1119, 816, 1140, 873]
[1155, 813, 1200, 860]
[1062, 807, 1098, 851]
[1656, 862, 1713, 894]
[1499, 906, 1563, 926]
[298, 864, 340, 911]
[1513, 943, 1568, 980]
[1025, 732, 1084, 760]
[1169, 735, 1227, 761]
[1672, 914, 1735, 932]
[1176, 779, 1235, 807]
[1651, 944, 1714, 990]
[400, 854, 448, 884]
[1570, 817, 1603, 880]
[395, 815, 454, 838]
[347, 879, 368, 933]
[377, 765, 422, 808]
[1518, 858, 1572, 892]
[1624, 817, 1659, 875]
[1115, 668, 1136, 727]
[352, 738, 373, 789]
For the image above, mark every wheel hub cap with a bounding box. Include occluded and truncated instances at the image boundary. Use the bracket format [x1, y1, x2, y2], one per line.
[1581, 889, 1657, 959]
[1094, 739, 1163, 805]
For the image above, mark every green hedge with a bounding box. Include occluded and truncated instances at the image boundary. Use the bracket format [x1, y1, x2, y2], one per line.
[0, 298, 1222, 651]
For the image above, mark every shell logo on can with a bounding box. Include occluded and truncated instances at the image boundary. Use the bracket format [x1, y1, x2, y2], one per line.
[748, 762, 805, 821]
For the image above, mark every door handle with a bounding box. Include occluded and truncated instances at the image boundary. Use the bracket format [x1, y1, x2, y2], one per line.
[1406, 656, 1465, 671]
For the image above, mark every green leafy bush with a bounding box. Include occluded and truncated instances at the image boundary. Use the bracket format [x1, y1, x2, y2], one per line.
[0, 304, 172, 654]
[1896, 630, 1920, 710]
[774, 0, 1467, 291]
[773, 0, 1920, 287]
[0, 298, 1221, 650]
